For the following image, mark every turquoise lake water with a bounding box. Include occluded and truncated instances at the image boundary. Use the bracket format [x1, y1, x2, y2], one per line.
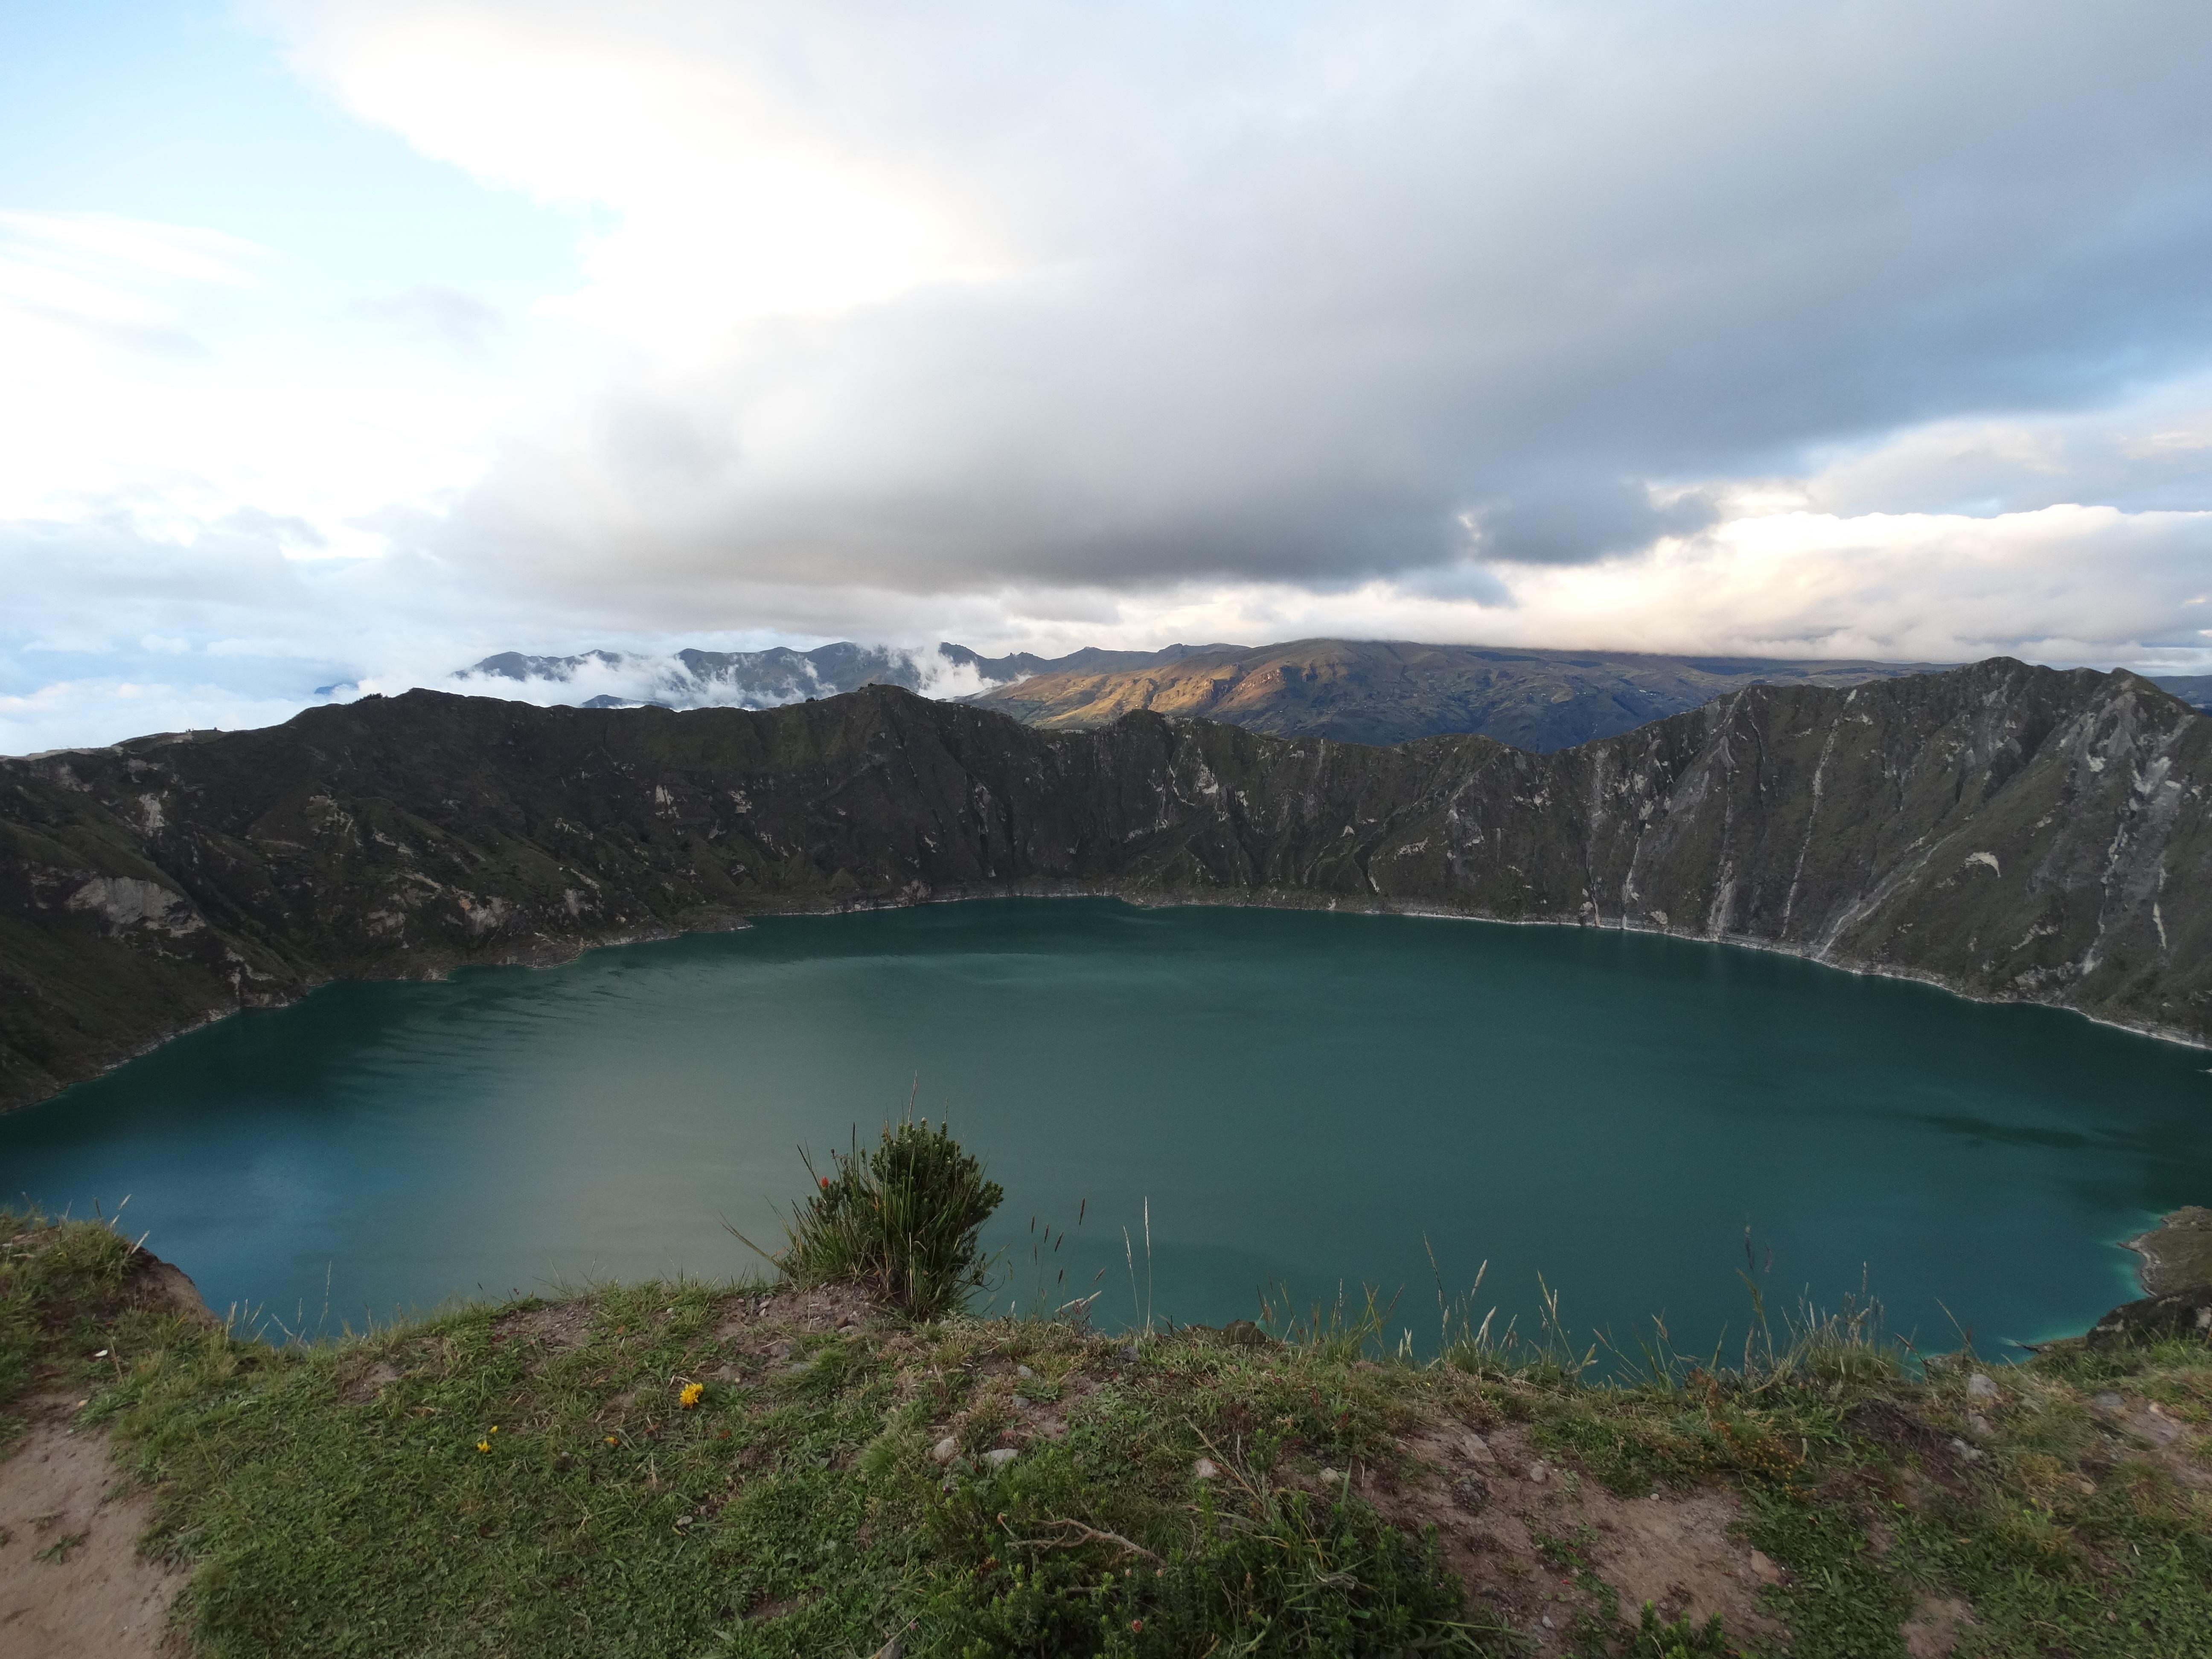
[3, 899, 2207, 1358]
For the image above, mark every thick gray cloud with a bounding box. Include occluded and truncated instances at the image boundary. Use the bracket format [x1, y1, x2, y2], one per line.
[332, 0, 2212, 602]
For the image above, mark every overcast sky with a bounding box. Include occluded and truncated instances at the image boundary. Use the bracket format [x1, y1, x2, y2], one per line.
[5, 0, 2211, 750]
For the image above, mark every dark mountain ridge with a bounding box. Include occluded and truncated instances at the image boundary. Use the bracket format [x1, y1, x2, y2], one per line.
[460, 636, 1945, 748]
[3, 659, 2206, 1112]
[458, 634, 2212, 750]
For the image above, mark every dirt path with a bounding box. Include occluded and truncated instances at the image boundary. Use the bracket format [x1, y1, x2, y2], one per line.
[0, 1247, 212, 1658]
[0, 1395, 183, 1657]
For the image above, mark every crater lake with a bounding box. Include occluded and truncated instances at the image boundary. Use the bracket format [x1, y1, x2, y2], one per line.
[4, 899, 2207, 1356]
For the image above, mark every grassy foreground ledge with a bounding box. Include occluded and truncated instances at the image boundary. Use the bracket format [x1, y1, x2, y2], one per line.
[3, 1211, 2211, 1657]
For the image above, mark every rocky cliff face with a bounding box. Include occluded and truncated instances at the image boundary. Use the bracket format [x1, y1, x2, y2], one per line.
[3, 658, 2206, 1110]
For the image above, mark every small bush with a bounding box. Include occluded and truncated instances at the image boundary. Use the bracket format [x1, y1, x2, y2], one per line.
[772, 1118, 1004, 1320]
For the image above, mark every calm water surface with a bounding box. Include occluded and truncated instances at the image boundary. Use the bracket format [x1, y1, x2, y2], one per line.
[4, 900, 2208, 1355]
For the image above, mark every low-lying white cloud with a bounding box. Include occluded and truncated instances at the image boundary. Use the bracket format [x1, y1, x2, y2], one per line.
[0, 678, 332, 758]
[416, 642, 1007, 712]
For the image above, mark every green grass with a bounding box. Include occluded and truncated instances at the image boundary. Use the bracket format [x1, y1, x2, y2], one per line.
[1, 1206, 137, 1433]
[4, 1210, 2209, 1656]
[6, 1214, 1505, 1656]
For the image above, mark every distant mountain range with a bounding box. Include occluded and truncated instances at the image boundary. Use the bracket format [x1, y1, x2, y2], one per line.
[459, 637, 2210, 751]
[964, 638, 1959, 750]
[8, 658, 2207, 1109]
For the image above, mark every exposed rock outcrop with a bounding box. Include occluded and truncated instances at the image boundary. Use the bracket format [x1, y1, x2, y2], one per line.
[2085, 1288, 2212, 1349]
[2125, 1207, 2212, 1296]
[3, 658, 2207, 1111]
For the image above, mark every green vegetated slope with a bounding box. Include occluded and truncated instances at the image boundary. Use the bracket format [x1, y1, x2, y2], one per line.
[3, 658, 2209, 1109]
[5, 1214, 2210, 1658]
[966, 639, 1953, 751]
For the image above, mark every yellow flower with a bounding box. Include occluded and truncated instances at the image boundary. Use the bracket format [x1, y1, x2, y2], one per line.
[678, 1382, 704, 1410]
[476, 1440, 491, 1453]
[605, 1435, 619, 1447]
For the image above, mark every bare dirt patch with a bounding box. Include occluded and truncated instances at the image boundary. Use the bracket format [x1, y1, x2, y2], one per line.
[1357, 1415, 1787, 1651]
[129, 1256, 219, 1332]
[0, 1399, 183, 1658]
[1901, 1592, 1977, 1657]
[489, 1300, 596, 1356]
[0, 1245, 209, 1655]
[712, 1284, 879, 1348]
[1002, 1373, 1089, 1445]
[2089, 1391, 2212, 1492]
[336, 1359, 405, 1404]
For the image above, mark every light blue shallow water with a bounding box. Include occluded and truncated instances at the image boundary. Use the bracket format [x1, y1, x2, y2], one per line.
[3, 900, 2206, 1356]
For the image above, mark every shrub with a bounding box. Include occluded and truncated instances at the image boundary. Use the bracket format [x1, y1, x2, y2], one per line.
[771, 1118, 1004, 1320]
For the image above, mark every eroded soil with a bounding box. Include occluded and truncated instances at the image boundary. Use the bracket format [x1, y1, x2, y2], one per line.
[0, 1398, 182, 1658]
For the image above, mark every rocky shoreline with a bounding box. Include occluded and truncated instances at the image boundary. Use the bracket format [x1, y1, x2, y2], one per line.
[2125, 1206, 2212, 1297]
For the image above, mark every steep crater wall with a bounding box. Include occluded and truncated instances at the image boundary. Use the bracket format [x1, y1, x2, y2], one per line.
[3, 658, 2206, 1110]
